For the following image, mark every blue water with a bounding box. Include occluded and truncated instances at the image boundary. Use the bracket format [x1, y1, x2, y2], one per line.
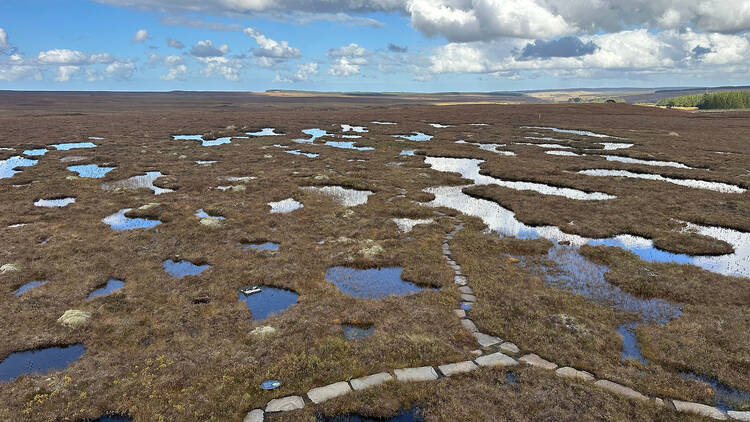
[286, 150, 319, 158]
[172, 134, 231, 146]
[680, 372, 750, 411]
[0, 156, 38, 178]
[67, 164, 116, 178]
[88, 279, 124, 299]
[0, 344, 85, 382]
[163, 259, 210, 278]
[238, 286, 298, 320]
[325, 267, 426, 299]
[80, 415, 132, 422]
[101, 209, 162, 232]
[239, 241, 280, 251]
[294, 128, 331, 144]
[324, 141, 375, 151]
[23, 148, 47, 156]
[51, 142, 97, 150]
[616, 323, 647, 364]
[400, 150, 415, 156]
[195, 209, 225, 219]
[319, 408, 424, 422]
[392, 132, 433, 142]
[14, 280, 48, 296]
[343, 324, 374, 340]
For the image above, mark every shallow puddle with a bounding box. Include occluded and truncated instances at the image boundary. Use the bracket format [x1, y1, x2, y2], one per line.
[325, 267, 426, 299]
[238, 286, 298, 320]
[680, 372, 750, 411]
[456, 140, 514, 155]
[14, 280, 48, 296]
[51, 142, 97, 150]
[173, 134, 231, 147]
[323, 141, 374, 151]
[579, 169, 746, 194]
[34, 197, 76, 207]
[521, 126, 617, 138]
[393, 132, 433, 142]
[247, 128, 284, 136]
[428, 123, 451, 128]
[286, 150, 319, 158]
[601, 155, 692, 169]
[515, 142, 573, 149]
[370, 121, 397, 125]
[163, 259, 210, 278]
[268, 198, 303, 213]
[195, 209, 225, 220]
[23, 148, 48, 156]
[400, 150, 415, 156]
[88, 278, 124, 299]
[343, 324, 374, 340]
[599, 142, 634, 150]
[318, 408, 423, 422]
[425, 157, 614, 200]
[302, 186, 373, 206]
[617, 323, 647, 363]
[0, 344, 85, 382]
[60, 156, 86, 163]
[102, 208, 162, 231]
[67, 164, 116, 178]
[238, 241, 280, 251]
[294, 128, 331, 144]
[0, 156, 38, 179]
[101, 172, 173, 195]
[341, 124, 368, 133]
[392, 218, 434, 233]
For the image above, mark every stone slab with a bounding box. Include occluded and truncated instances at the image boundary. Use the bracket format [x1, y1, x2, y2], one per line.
[244, 409, 264, 422]
[307, 381, 351, 404]
[673, 400, 727, 420]
[499, 342, 520, 355]
[394, 366, 439, 382]
[519, 354, 558, 370]
[473, 332, 502, 347]
[459, 286, 473, 294]
[461, 319, 478, 332]
[594, 380, 648, 401]
[728, 411, 750, 421]
[475, 352, 517, 367]
[555, 367, 594, 382]
[454, 309, 466, 318]
[350, 372, 393, 391]
[438, 361, 478, 377]
[460, 293, 476, 302]
[265, 396, 305, 412]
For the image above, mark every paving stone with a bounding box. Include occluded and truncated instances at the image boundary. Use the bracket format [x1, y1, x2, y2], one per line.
[350, 372, 393, 390]
[594, 380, 648, 401]
[728, 411, 750, 421]
[673, 400, 727, 420]
[243, 409, 264, 422]
[473, 332, 502, 347]
[460, 293, 476, 302]
[519, 354, 558, 370]
[438, 361, 478, 377]
[454, 309, 466, 318]
[461, 319, 478, 332]
[307, 381, 352, 404]
[455, 275, 467, 285]
[450, 264, 460, 270]
[555, 367, 594, 382]
[499, 342, 520, 355]
[394, 366, 438, 382]
[470, 350, 482, 357]
[459, 286, 473, 294]
[265, 396, 305, 412]
[475, 352, 517, 367]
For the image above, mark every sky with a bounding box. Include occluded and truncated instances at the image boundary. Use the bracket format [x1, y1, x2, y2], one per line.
[1, 0, 750, 92]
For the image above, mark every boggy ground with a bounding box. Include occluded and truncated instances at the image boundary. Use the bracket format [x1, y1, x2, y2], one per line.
[0, 93, 748, 421]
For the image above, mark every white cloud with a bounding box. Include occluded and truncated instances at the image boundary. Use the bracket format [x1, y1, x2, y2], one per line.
[132, 29, 152, 42]
[86, 69, 104, 82]
[274, 62, 318, 82]
[37, 49, 115, 65]
[329, 57, 366, 76]
[328, 43, 368, 57]
[166, 37, 184, 49]
[0, 54, 42, 81]
[105, 61, 136, 80]
[161, 55, 188, 80]
[244, 28, 301, 67]
[190, 40, 230, 57]
[197, 56, 243, 81]
[0, 28, 9, 52]
[54, 65, 80, 82]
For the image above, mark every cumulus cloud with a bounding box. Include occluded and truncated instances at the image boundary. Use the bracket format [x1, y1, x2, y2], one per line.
[0, 28, 10, 53]
[54, 65, 80, 82]
[197, 56, 243, 81]
[327, 43, 369, 77]
[190, 40, 229, 57]
[161, 56, 188, 80]
[0, 54, 43, 81]
[274, 62, 319, 83]
[244, 28, 301, 67]
[132, 29, 152, 42]
[166, 37, 184, 49]
[105, 61, 136, 80]
[329, 43, 368, 57]
[518, 36, 598, 60]
[37, 49, 115, 65]
[388, 43, 408, 53]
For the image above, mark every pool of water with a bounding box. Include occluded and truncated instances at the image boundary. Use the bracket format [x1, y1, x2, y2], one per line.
[601, 155, 692, 169]
[425, 157, 614, 200]
[680, 372, 750, 411]
[343, 324, 374, 340]
[371, 121, 397, 125]
[302, 186, 373, 206]
[81, 414, 132, 422]
[101, 208, 162, 231]
[392, 218, 434, 233]
[163, 259, 210, 278]
[325, 267, 427, 299]
[323, 141, 374, 151]
[318, 408, 424, 422]
[60, 156, 86, 163]
[341, 124, 368, 133]
[247, 128, 284, 136]
[546, 151, 582, 157]
[294, 128, 331, 144]
[268, 198, 303, 213]
[195, 209, 225, 220]
[51, 142, 97, 150]
[34, 197, 76, 207]
[0, 156, 38, 179]
[0, 344, 85, 382]
[515, 142, 573, 149]
[239, 241, 280, 251]
[196, 160, 217, 165]
[238, 286, 298, 320]
[521, 126, 617, 138]
[400, 150, 415, 156]
[286, 149, 320, 158]
[14, 280, 48, 296]
[455, 140, 514, 155]
[67, 164, 116, 178]
[600, 142, 634, 150]
[617, 323, 647, 363]
[393, 132, 433, 142]
[579, 169, 746, 194]
[428, 123, 451, 128]
[23, 148, 48, 156]
[173, 134, 231, 147]
[101, 172, 174, 195]
[88, 279, 124, 299]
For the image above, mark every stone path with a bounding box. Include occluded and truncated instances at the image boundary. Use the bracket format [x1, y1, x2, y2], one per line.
[244, 215, 748, 421]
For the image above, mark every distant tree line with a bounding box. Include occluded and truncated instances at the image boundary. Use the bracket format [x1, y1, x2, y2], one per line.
[567, 97, 623, 103]
[657, 91, 750, 109]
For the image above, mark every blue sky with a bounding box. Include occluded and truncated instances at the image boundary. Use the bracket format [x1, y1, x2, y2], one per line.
[2, 0, 750, 91]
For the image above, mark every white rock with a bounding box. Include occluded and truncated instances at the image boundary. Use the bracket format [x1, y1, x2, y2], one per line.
[394, 366, 438, 382]
[57, 310, 92, 328]
[243, 409, 264, 422]
[307, 381, 351, 404]
[459, 286, 473, 294]
[461, 293, 476, 302]
[461, 319, 478, 332]
[438, 361, 477, 377]
[265, 396, 305, 412]
[728, 411, 750, 421]
[555, 367, 594, 382]
[499, 342, 520, 355]
[475, 352, 517, 367]
[454, 309, 466, 318]
[251, 326, 276, 337]
[473, 332, 502, 347]
[594, 380, 648, 401]
[519, 354, 558, 370]
[350, 372, 393, 390]
[673, 400, 727, 420]
[1, 263, 19, 274]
